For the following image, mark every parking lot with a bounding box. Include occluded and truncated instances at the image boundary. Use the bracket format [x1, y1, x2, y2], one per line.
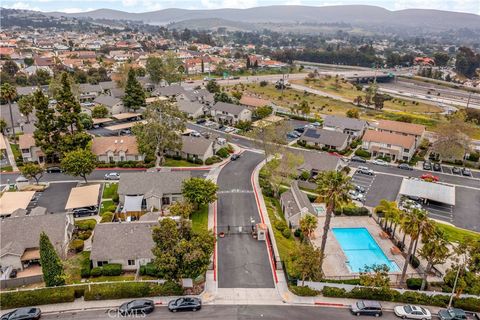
[350, 170, 403, 207]
[423, 201, 454, 223]
[35, 182, 77, 213]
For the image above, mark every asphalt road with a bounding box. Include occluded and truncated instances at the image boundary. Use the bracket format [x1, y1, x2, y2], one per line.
[40, 305, 402, 320]
[216, 151, 274, 288]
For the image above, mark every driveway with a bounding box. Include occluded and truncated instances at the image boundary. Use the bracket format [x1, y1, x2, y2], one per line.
[36, 182, 77, 213]
[216, 151, 274, 288]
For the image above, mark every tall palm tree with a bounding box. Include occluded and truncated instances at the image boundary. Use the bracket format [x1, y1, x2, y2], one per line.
[399, 208, 430, 284]
[412, 210, 434, 258]
[300, 214, 318, 240]
[17, 94, 34, 124]
[315, 170, 353, 270]
[375, 199, 399, 231]
[0, 83, 18, 142]
[418, 227, 450, 290]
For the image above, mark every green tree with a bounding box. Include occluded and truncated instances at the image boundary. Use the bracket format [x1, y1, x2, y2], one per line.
[123, 68, 146, 111]
[182, 178, 218, 209]
[375, 199, 400, 231]
[91, 105, 109, 118]
[132, 101, 186, 166]
[359, 264, 390, 288]
[206, 80, 220, 93]
[161, 52, 182, 85]
[0, 118, 7, 133]
[79, 113, 93, 130]
[55, 73, 83, 135]
[18, 94, 35, 123]
[346, 108, 360, 119]
[291, 243, 322, 285]
[298, 100, 311, 115]
[252, 105, 273, 119]
[214, 92, 234, 104]
[249, 120, 291, 162]
[146, 56, 163, 84]
[235, 120, 252, 131]
[168, 201, 194, 219]
[39, 231, 66, 287]
[33, 89, 59, 161]
[315, 171, 353, 271]
[3, 60, 19, 77]
[20, 163, 44, 185]
[60, 149, 96, 183]
[0, 83, 18, 141]
[418, 227, 450, 290]
[299, 214, 318, 240]
[265, 150, 303, 197]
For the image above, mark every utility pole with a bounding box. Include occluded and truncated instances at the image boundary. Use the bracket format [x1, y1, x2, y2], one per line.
[465, 91, 472, 110]
[448, 264, 462, 308]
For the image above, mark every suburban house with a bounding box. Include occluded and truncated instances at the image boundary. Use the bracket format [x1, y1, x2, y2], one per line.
[298, 128, 350, 151]
[91, 136, 144, 163]
[179, 89, 214, 105]
[90, 222, 155, 271]
[296, 150, 347, 177]
[375, 120, 425, 148]
[0, 213, 74, 277]
[79, 83, 103, 102]
[280, 181, 316, 229]
[176, 99, 205, 119]
[362, 129, 416, 161]
[323, 115, 368, 139]
[210, 102, 252, 125]
[19, 133, 44, 163]
[93, 95, 125, 115]
[153, 85, 186, 99]
[239, 95, 272, 109]
[168, 136, 215, 162]
[118, 171, 191, 212]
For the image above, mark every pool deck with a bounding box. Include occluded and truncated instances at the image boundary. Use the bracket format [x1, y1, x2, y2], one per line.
[312, 216, 418, 281]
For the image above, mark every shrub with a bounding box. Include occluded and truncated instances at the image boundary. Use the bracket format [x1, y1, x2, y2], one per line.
[410, 256, 420, 269]
[0, 287, 75, 309]
[216, 148, 229, 158]
[80, 254, 91, 278]
[69, 239, 84, 253]
[260, 80, 268, 87]
[282, 228, 291, 239]
[275, 220, 287, 232]
[77, 230, 92, 240]
[322, 286, 347, 297]
[90, 267, 102, 277]
[354, 149, 371, 158]
[454, 297, 480, 312]
[141, 263, 161, 277]
[101, 263, 122, 276]
[205, 156, 222, 165]
[106, 204, 117, 213]
[112, 193, 119, 203]
[172, 155, 182, 160]
[299, 170, 310, 181]
[294, 228, 302, 238]
[289, 285, 319, 296]
[100, 212, 113, 223]
[84, 281, 182, 300]
[194, 158, 203, 165]
[406, 278, 424, 290]
[75, 219, 96, 231]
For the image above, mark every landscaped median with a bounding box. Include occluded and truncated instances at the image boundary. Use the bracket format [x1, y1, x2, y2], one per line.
[0, 281, 183, 310]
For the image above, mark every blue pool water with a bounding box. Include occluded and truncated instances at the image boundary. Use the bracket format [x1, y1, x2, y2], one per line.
[332, 227, 400, 273]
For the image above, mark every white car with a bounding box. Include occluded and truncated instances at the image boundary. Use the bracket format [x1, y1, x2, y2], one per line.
[190, 130, 201, 137]
[356, 166, 374, 176]
[373, 159, 389, 166]
[104, 172, 120, 180]
[348, 190, 365, 202]
[394, 305, 431, 320]
[224, 127, 235, 133]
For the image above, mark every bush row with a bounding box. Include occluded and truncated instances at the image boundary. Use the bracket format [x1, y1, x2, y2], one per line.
[354, 149, 371, 158]
[139, 263, 162, 278]
[69, 239, 84, 253]
[205, 156, 223, 165]
[83, 281, 183, 301]
[0, 287, 75, 309]
[334, 205, 370, 216]
[100, 212, 114, 223]
[216, 148, 230, 158]
[96, 161, 155, 168]
[322, 286, 480, 312]
[75, 219, 96, 231]
[90, 264, 122, 277]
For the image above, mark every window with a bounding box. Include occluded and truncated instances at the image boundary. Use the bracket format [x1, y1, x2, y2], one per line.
[386, 144, 391, 148]
[404, 148, 410, 153]
[97, 261, 108, 267]
[128, 259, 135, 266]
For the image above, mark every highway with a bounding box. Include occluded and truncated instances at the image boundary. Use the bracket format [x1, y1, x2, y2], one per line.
[40, 305, 403, 319]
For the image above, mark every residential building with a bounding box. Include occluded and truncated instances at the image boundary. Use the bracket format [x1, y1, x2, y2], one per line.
[91, 136, 144, 163]
[153, 85, 186, 99]
[176, 99, 205, 119]
[90, 222, 155, 271]
[323, 115, 368, 139]
[362, 129, 416, 161]
[210, 102, 252, 125]
[118, 171, 191, 211]
[280, 181, 316, 228]
[296, 150, 347, 177]
[375, 120, 425, 148]
[19, 133, 44, 163]
[168, 136, 214, 162]
[239, 95, 271, 109]
[93, 95, 125, 114]
[298, 128, 349, 151]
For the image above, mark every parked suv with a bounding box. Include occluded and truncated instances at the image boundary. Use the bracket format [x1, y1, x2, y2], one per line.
[73, 207, 98, 218]
[423, 161, 432, 170]
[438, 308, 467, 320]
[350, 300, 382, 317]
[357, 166, 374, 176]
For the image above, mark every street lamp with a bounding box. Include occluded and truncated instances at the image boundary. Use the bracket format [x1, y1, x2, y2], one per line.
[448, 264, 467, 308]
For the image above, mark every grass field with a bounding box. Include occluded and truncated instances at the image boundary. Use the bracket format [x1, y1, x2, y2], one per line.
[102, 183, 118, 199]
[191, 205, 208, 233]
[434, 222, 480, 243]
[164, 158, 201, 167]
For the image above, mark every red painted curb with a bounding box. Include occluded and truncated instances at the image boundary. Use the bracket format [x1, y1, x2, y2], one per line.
[314, 302, 347, 307]
[154, 302, 163, 305]
[213, 201, 217, 282]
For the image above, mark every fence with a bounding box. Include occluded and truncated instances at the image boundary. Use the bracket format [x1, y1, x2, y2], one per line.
[1, 275, 44, 289]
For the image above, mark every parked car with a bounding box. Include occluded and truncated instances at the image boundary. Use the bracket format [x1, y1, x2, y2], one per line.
[225, 127, 236, 133]
[461, 168, 472, 177]
[452, 167, 461, 175]
[373, 159, 389, 166]
[287, 131, 300, 139]
[1, 307, 41, 320]
[311, 121, 321, 127]
[351, 156, 367, 163]
[350, 300, 382, 317]
[348, 190, 365, 202]
[438, 308, 467, 320]
[423, 161, 432, 170]
[168, 297, 202, 312]
[355, 185, 366, 193]
[196, 118, 207, 124]
[9, 269, 17, 278]
[200, 131, 210, 139]
[420, 173, 439, 182]
[433, 163, 442, 172]
[398, 163, 413, 170]
[400, 199, 422, 211]
[104, 172, 120, 180]
[357, 166, 374, 176]
[394, 305, 431, 320]
[46, 166, 62, 173]
[73, 207, 97, 218]
[230, 154, 240, 161]
[294, 126, 305, 133]
[120, 129, 131, 135]
[118, 299, 154, 316]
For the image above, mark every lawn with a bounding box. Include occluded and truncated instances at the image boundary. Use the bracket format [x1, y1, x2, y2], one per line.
[164, 158, 201, 167]
[0, 165, 13, 172]
[434, 222, 480, 243]
[64, 251, 90, 284]
[85, 275, 135, 283]
[102, 183, 118, 199]
[10, 143, 21, 160]
[100, 200, 115, 215]
[191, 205, 208, 233]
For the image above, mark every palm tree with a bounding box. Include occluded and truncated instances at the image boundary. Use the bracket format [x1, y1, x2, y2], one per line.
[300, 214, 318, 240]
[0, 83, 18, 142]
[375, 199, 398, 231]
[412, 210, 434, 258]
[399, 208, 431, 284]
[315, 170, 353, 270]
[418, 227, 450, 290]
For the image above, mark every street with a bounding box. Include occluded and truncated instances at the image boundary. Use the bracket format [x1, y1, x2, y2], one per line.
[40, 305, 402, 320]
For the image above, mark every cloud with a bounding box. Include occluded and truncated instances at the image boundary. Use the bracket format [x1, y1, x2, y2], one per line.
[200, 0, 258, 9]
[57, 7, 94, 13]
[3, 1, 42, 11]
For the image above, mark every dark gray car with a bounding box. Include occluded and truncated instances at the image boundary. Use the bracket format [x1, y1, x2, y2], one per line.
[168, 297, 201, 312]
[350, 300, 382, 317]
[1, 307, 41, 320]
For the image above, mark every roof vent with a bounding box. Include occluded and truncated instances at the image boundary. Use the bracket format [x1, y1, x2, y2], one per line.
[120, 140, 123, 143]
[114, 140, 118, 143]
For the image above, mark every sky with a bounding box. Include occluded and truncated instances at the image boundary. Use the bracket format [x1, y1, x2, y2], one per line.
[2, 0, 479, 15]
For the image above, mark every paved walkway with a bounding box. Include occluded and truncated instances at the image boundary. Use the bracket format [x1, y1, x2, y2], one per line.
[3, 136, 18, 172]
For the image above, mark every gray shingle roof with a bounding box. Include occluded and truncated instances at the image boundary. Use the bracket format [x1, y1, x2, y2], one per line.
[296, 150, 343, 173]
[300, 128, 349, 148]
[94, 95, 122, 108]
[79, 83, 102, 94]
[118, 171, 191, 197]
[177, 99, 204, 116]
[153, 85, 185, 97]
[181, 136, 213, 156]
[212, 102, 247, 116]
[323, 115, 367, 131]
[99, 81, 117, 90]
[280, 181, 315, 226]
[90, 222, 156, 261]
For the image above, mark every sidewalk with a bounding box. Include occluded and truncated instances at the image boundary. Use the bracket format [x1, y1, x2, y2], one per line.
[4, 137, 18, 172]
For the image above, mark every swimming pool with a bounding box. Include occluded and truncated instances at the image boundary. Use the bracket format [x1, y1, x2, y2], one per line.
[332, 227, 400, 273]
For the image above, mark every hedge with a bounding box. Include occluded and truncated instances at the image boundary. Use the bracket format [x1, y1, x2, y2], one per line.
[406, 278, 424, 290]
[335, 205, 370, 216]
[77, 230, 92, 240]
[69, 239, 84, 253]
[80, 252, 91, 278]
[0, 287, 75, 309]
[289, 285, 319, 296]
[100, 212, 113, 223]
[205, 156, 222, 165]
[354, 149, 371, 158]
[322, 286, 480, 312]
[84, 281, 182, 301]
[90, 264, 122, 277]
[75, 219, 96, 231]
[139, 263, 162, 278]
[216, 148, 230, 158]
